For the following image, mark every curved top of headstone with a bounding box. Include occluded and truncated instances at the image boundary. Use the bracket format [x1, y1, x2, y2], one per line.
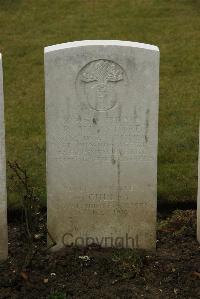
[45, 40, 159, 54]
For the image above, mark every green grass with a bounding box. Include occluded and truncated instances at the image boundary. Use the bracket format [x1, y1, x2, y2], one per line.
[48, 293, 66, 299]
[0, 0, 199, 206]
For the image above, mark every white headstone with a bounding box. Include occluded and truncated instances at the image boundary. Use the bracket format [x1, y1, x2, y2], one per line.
[0, 54, 7, 260]
[45, 40, 159, 250]
[197, 122, 200, 243]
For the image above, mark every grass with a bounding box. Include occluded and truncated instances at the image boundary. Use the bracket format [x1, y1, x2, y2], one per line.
[48, 293, 66, 299]
[0, 0, 199, 207]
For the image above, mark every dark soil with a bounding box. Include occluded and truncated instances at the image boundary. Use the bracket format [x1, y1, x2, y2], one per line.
[0, 210, 199, 299]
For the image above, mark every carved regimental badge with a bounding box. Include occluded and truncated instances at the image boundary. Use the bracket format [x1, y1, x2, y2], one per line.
[76, 59, 126, 111]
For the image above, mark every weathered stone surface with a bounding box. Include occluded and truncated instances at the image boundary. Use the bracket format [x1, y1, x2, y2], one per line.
[0, 54, 8, 260]
[45, 40, 159, 250]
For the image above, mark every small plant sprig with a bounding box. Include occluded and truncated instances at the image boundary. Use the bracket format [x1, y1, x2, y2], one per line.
[8, 161, 41, 242]
[8, 161, 56, 270]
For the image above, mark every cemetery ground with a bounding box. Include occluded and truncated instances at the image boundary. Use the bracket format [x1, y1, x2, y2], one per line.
[0, 209, 199, 298]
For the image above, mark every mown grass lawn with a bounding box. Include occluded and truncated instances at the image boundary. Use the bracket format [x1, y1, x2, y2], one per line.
[0, 0, 199, 207]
